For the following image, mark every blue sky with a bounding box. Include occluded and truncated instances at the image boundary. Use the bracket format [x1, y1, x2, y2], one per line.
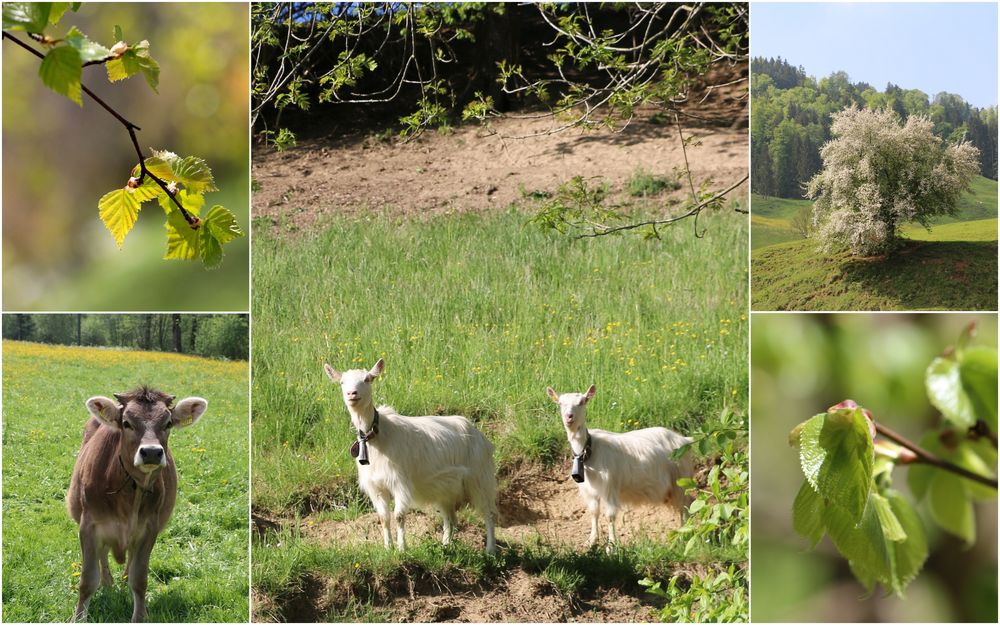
[752, 2, 998, 108]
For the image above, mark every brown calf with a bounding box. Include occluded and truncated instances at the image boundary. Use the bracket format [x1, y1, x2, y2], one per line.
[66, 386, 207, 622]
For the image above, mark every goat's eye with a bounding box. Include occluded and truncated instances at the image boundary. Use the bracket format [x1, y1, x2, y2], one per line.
[122, 421, 133, 430]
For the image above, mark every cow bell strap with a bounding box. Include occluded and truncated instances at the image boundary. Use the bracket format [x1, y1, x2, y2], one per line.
[358, 408, 380, 442]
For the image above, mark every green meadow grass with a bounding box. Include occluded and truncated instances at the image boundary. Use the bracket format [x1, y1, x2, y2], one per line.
[1, 341, 249, 623]
[903, 218, 998, 242]
[251, 206, 749, 619]
[751, 238, 998, 311]
[251, 207, 748, 515]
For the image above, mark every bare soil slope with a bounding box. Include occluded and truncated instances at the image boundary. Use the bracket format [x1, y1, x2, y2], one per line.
[252, 112, 747, 226]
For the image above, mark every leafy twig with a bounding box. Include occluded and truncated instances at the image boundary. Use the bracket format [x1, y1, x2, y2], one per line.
[874, 422, 997, 490]
[575, 174, 748, 239]
[2, 31, 199, 228]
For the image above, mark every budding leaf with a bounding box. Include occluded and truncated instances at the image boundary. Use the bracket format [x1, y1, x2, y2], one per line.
[48, 2, 76, 26]
[105, 37, 158, 91]
[2, 2, 51, 32]
[98, 187, 141, 248]
[791, 482, 824, 547]
[39, 45, 83, 105]
[795, 407, 874, 525]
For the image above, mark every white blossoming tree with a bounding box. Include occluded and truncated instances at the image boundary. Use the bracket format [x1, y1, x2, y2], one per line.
[806, 105, 980, 256]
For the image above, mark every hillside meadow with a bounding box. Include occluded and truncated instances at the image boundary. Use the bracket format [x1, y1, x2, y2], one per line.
[1, 341, 249, 622]
[751, 176, 998, 310]
[251, 206, 749, 621]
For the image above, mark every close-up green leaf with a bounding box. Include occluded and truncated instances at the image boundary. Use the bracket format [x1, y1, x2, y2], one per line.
[38, 44, 82, 105]
[97, 186, 140, 248]
[2, 2, 51, 33]
[64, 25, 110, 63]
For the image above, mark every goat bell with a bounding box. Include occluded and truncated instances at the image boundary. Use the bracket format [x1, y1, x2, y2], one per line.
[571, 456, 585, 483]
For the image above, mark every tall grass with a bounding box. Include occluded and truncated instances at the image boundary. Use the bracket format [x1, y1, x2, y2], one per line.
[252, 207, 747, 514]
[1, 341, 250, 623]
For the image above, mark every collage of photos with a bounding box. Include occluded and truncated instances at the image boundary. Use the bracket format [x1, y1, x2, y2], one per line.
[0, 1, 995, 624]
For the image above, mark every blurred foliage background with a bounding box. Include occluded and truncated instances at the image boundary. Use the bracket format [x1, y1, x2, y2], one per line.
[3, 3, 248, 311]
[751, 313, 997, 622]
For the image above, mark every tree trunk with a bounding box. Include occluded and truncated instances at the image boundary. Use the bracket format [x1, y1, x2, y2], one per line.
[142, 315, 152, 350]
[172, 314, 183, 353]
[76, 314, 82, 345]
[190, 316, 199, 353]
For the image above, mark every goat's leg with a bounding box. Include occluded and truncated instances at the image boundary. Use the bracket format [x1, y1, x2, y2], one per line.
[586, 499, 601, 546]
[605, 502, 620, 549]
[484, 509, 497, 553]
[370, 493, 392, 548]
[393, 500, 409, 551]
[439, 505, 457, 545]
[73, 522, 101, 622]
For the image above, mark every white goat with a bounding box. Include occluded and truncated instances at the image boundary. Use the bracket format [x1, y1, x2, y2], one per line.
[546, 384, 693, 546]
[324, 358, 498, 552]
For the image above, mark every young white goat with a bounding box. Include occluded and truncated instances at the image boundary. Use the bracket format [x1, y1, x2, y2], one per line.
[547, 384, 693, 546]
[324, 358, 498, 552]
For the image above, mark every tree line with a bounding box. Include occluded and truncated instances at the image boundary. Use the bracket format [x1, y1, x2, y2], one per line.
[2, 314, 248, 360]
[752, 57, 998, 199]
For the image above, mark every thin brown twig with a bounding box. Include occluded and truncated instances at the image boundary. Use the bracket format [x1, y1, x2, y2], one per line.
[875, 422, 997, 490]
[2, 31, 199, 228]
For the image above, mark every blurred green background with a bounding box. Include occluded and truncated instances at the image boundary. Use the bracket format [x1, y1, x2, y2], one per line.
[3, 3, 249, 311]
[751, 313, 997, 622]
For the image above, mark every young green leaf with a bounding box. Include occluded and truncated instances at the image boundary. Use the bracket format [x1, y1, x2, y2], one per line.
[885, 490, 928, 593]
[927, 471, 975, 544]
[98, 187, 141, 248]
[39, 45, 83, 105]
[791, 481, 825, 547]
[105, 37, 159, 91]
[3, 2, 51, 32]
[795, 407, 874, 524]
[958, 347, 998, 430]
[822, 494, 890, 593]
[145, 151, 217, 192]
[131, 40, 159, 91]
[64, 26, 112, 63]
[47, 2, 75, 26]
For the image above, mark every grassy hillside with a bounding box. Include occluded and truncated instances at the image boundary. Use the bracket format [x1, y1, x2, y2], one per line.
[751, 176, 998, 249]
[1, 341, 249, 622]
[751, 238, 998, 311]
[252, 207, 749, 621]
[903, 218, 998, 242]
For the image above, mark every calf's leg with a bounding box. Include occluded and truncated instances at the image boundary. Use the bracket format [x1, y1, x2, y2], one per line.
[73, 523, 102, 622]
[126, 532, 158, 622]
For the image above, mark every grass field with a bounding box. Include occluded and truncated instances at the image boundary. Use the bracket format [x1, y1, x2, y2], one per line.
[751, 238, 998, 311]
[1, 341, 249, 622]
[251, 206, 749, 621]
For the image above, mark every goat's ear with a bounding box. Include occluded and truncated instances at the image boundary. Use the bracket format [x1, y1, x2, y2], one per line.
[366, 358, 385, 382]
[172, 397, 208, 429]
[546, 387, 560, 403]
[324, 363, 342, 383]
[583, 384, 597, 402]
[86, 396, 121, 429]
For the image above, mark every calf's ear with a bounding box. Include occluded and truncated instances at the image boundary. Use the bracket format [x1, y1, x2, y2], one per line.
[86, 396, 121, 428]
[172, 397, 208, 428]
[324, 363, 342, 383]
[546, 387, 560, 403]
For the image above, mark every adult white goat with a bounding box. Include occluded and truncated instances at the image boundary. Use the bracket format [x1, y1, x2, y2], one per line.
[324, 358, 498, 552]
[546, 384, 693, 546]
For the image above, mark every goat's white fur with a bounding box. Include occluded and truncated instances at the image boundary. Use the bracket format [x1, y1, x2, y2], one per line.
[325, 359, 498, 552]
[547, 384, 693, 546]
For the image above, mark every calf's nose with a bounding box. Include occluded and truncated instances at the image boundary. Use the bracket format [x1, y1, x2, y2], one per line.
[138, 445, 164, 465]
